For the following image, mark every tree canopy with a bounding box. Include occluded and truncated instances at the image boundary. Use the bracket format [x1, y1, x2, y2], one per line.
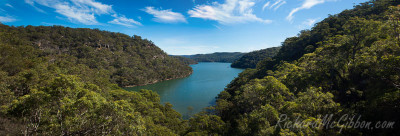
[1, 0, 399, 135]
[231, 47, 281, 69]
[182, 52, 244, 63]
[0, 24, 192, 87]
[0, 24, 192, 135]
[210, 0, 400, 135]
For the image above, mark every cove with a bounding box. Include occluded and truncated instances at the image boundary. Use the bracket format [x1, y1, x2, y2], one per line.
[124, 62, 243, 118]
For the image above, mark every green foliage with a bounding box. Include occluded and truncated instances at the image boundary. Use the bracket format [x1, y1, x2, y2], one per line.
[0, 25, 192, 135]
[171, 56, 198, 65]
[0, 24, 192, 87]
[186, 114, 227, 135]
[183, 52, 244, 63]
[388, 5, 400, 42]
[212, 0, 400, 135]
[254, 0, 400, 74]
[231, 47, 281, 69]
[1, 74, 187, 135]
[1, 0, 400, 135]
[233, 76, 293, 113]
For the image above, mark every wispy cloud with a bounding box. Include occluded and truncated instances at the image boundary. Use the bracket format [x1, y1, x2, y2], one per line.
[262, 1, 270, 11]
[263, 0, 286, 11]
[213, 24, 223, 31]
[25, 0, 141, 27]
[108, 14, 142, 27]
[71, 0, 112, 14]
[287, 0, 335, 21]
[5, 4, 14, 8]
[273, 1, 286, 10]
[54, 3, 99, 25]
[0, 16, 17, 23]
[303, 18, 318, 26]
[298, 18, 319, 29]
[188, 0, 272, 24]
[24, 0, 46, 13]
[143, 7, 187, 23]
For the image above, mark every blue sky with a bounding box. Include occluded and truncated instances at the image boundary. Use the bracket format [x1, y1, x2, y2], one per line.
[0, 0, 368, 55]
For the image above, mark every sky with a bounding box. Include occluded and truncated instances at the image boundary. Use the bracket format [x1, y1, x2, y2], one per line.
[0, 0, 369, 55]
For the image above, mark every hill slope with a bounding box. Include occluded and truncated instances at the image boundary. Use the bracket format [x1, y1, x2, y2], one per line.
[182, 52, 244, 63]
[208, 0, 400, 135]
[0, 0, 399, 135]
[171, 56, 198, 65]
[0, 24, 195, 135]
[231, 47, 281, 68]
[0, 24, 192, 87]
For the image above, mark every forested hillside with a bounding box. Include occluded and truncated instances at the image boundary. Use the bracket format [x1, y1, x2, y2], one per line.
[256, 0, 400, 72]
[182, 52, 244, 63]
[204, 0, 400, 135]
[231, 47, 281, 68]
[0, 25, 193, 135]
[0, 0, 399, 135]
[0, 25, 192, 87]
[171, 56, 198, 65]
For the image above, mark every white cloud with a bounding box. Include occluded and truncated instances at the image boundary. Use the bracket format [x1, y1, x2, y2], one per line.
[143, 7, 187, 23]
[24, 0, 46, 13]
[71, 0, 113, 14]
[262, 1, 270, 11]
[270, 0, 282, 8]
[297, 18, 319, 29]
[108, 14, 142, 27]
[273, 1, 286, 11]
[54, 4, 98, 25]
[263, 0, 286, 11]
[0, 16, 17, 23]
[303, 18, 317, 26]
[188, 0, 272, 24]
[25, 0, 140, 27]
[5, 4, 13, 8]
[287, 0, 335, 21]
[24, 0, 35, 6]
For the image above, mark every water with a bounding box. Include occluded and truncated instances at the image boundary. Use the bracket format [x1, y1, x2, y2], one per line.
[124, 62, 243, 118]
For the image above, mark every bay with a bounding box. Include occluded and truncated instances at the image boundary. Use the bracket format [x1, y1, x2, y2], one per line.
[124, 62, 243, 118]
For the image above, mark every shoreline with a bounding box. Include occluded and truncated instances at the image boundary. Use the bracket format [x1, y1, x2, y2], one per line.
[123, 71, 193, 88]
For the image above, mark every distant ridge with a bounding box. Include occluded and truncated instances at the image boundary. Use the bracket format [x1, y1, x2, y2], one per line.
[179, 52, 244, 63]
[231, 47, 281, 69]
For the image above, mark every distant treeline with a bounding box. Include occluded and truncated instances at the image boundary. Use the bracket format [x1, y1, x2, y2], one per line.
[181, 52, 244, 63]
[170, 55, 198, 65]
[231, 47, 281, 68]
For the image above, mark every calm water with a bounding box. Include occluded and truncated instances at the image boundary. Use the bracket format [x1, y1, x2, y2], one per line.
[125, 62, 243, 118]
